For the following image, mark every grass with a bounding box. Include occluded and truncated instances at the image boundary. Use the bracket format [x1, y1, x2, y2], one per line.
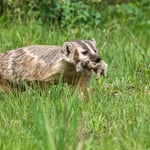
[0, 20, 149, 150]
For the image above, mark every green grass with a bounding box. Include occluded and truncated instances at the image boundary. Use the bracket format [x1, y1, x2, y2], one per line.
[0, 21, 149, 150]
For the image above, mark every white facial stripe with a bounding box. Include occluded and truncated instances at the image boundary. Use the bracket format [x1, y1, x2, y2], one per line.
[89, 41, 98, 53]
[81, 40, 96, 54]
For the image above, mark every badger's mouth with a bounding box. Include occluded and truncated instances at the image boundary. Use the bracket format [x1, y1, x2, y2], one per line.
[82, 60, 101, 70]
[76, 60, 107, 78]
[75, 60, 99, 72]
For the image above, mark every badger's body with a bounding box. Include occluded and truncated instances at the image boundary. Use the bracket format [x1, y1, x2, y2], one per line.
[0, 45, 65, 82]
[0, 39, 108, 90]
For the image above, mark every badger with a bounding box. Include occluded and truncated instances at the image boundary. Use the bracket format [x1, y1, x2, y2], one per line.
[0, 39, 108, 92]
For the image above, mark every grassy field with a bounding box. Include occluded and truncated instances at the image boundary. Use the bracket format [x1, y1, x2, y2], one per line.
[0, 21, 149, 150]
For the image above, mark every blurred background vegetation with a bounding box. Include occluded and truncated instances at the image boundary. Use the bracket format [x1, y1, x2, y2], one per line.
[0, 0, 149, 29]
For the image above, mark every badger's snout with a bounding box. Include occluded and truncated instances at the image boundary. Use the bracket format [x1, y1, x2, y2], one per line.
[89, 54, 101, 63]
[95, 57, 101, 63]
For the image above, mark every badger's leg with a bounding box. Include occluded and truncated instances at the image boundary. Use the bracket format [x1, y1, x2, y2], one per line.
[0, 78, 10, 91]
[77, 71, 93, 100]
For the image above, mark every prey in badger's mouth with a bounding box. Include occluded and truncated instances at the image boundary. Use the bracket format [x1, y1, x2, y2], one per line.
[75, 58, 108, 78]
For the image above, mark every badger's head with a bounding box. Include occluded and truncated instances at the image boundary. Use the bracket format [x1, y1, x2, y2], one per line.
[61, 39, 107, 77]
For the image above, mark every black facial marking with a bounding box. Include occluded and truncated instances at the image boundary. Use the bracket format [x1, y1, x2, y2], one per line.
[82, 51, 88, 55]
[66, 45, 70, 56]
[74, 49, 79, 63]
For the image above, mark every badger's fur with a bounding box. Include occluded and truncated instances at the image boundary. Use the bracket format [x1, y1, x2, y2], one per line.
[0, 39, 108, 90]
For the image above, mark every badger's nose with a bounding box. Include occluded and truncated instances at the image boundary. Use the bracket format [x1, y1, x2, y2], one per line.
[95, 57, 101, 63]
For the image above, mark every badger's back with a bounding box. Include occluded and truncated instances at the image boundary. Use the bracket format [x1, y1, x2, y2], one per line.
[23, 45, 62, 63]
[0, 45, 63, 82]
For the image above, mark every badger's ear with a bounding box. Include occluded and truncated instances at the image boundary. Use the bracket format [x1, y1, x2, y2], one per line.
[91, 38, 97, 46]
[62, 42, 73, 57]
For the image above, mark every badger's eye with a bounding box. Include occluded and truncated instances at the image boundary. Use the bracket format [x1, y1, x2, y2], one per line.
[94, 50, 97, 53]
[82, 51, 88, 55]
